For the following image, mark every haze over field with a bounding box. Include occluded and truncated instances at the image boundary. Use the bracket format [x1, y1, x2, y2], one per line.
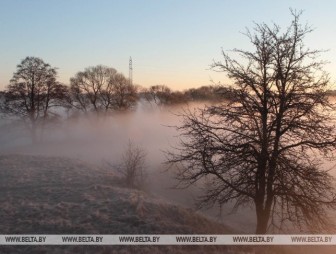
[0, 101, 181, 161]
[1, 99, 335, 233]
[0, 102, 255, 231]
[1, 101, 336, 254]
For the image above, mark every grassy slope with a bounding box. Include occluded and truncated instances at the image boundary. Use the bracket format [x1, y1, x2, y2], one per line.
[0, 154, 238, 254]
[1, 154, 335, 254]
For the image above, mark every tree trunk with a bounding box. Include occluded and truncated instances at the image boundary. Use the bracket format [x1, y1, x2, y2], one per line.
[256, 215, 268, 234]
[255, 204, 270, 234]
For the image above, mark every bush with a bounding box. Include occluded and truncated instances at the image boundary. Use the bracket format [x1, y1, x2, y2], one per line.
[116, 141, 147, 189]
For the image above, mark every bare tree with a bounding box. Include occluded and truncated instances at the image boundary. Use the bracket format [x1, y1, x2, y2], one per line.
[168, 10, 336, 234]
[113, 140, 147, 189]
[144, 85, 172, 105]
[184, 85, 234, 101]
[1, 57, 68, 142]
[143, 84, 188, 105]
[110, 73, 138, 110]
[69, 65, 137, 114]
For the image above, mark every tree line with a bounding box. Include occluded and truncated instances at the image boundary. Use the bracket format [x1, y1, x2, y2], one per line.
[0, 57, 232, 142]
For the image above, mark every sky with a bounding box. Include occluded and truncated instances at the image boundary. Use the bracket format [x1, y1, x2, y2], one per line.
[1, 0, 336, 90]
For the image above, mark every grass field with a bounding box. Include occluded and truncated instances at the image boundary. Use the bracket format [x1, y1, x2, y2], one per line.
[1, 154, 336, 254]
[0, 154, 240, 253]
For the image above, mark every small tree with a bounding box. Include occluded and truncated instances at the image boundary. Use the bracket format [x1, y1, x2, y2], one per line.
[115, 141, 147, 189]
[168, 11, 336, 234]
[1, 57, 68, 142]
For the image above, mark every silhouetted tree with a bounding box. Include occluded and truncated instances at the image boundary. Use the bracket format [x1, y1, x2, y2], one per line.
[69, 65, 137, 114]
[144, 85, 189, 105]
[184, 85, 234, 101]
[144, 85, 172, 105]
[111, 74, 138, 109]
[168, 11, 336, 234]
[1, 57, 68, 142]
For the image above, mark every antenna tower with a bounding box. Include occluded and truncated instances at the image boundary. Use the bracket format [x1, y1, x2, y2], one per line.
[129, 57, 133, 85]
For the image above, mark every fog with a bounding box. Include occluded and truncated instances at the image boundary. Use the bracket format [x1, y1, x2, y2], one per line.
[1, 102, 175, 158]
[3, 100, 336, 234]
[2, 100, 336, 234]
[0, 101, 259, 232]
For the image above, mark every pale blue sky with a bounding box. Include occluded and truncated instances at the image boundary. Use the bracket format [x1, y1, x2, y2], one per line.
[1, 0, 336, 90]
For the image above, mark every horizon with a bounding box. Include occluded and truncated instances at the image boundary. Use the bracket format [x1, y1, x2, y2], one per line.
[1, 0, 336, 90]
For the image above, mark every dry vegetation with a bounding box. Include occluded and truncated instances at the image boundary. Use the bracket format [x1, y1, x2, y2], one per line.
[0, 154, 238, 254]
[0, 155, 335, 254]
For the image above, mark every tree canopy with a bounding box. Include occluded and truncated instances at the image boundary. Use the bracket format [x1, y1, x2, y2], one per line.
[2, 56, 68, 142]
[69, 65, 137, 114]
[168, 10, 336, 234]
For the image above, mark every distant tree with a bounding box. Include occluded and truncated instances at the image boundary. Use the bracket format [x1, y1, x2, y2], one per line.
[168, 91, 188, 104]
[144, 84, 188, 105]
[168, 11, 336, 234]
[1, 57, 68, 142]
[184, 86, 213, 101]
[69, 65, 137, 114]
[184, 85, 234, 101]
[111, 74, 138, 109]
[144, 85, 172, 105]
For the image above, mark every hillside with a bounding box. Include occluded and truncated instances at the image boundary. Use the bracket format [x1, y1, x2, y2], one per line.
[1, 154, 335, 254]
[0, 154, 238, 254]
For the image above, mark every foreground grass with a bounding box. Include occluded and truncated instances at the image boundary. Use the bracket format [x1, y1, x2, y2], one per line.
[0, 154, 335, 254]
[0, 154, 239, 253]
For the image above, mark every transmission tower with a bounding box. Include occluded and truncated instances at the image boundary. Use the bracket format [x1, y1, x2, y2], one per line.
[129, 57, 133, 85]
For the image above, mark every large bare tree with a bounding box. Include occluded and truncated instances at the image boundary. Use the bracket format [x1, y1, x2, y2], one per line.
[2, 57, 68, 142]
[168, 11, 336, 234]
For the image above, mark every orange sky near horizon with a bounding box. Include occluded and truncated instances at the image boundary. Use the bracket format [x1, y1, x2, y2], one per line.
[1, 0, 336, 91]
